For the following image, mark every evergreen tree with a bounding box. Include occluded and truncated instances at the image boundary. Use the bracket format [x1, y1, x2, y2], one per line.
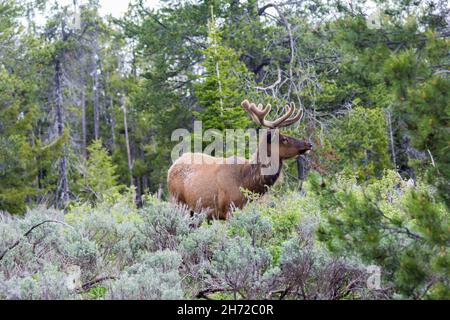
[0, 0, 61, 214]
[326, 107, 392, 181]
[77, 139, 121, 203]
[194, 9, 252, 131]
[312, 171, 449, 299]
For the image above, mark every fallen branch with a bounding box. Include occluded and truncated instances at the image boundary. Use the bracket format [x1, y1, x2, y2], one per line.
[79, 276, 118, 292]
[195, 287, 228, 300]
[0, 219, 73, 262]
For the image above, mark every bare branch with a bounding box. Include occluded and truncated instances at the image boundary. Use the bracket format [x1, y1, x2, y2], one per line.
[78, 276, 118, 292]
[0, 220, 73, 262]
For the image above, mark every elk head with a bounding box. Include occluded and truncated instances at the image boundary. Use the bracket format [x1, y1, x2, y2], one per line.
[242, 100, 312, 159]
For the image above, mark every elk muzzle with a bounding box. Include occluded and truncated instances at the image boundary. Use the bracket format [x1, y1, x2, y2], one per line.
[296, 140, 313, 155]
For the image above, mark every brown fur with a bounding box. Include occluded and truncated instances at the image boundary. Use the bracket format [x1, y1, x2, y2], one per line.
[167, 132, 312, 219]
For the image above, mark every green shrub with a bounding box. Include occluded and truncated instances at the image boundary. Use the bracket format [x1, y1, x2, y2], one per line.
[312, 170, 450, 299]
[107, 250, 183, 300]
[0, 189, 396, 300]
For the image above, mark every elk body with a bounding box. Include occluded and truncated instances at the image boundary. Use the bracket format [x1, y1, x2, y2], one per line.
[167, 100, 312, 219]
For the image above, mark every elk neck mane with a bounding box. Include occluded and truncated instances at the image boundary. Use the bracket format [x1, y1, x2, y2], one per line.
[239, 152, 284, 195]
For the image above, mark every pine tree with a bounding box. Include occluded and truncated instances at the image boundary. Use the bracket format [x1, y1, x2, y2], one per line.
[77, 139, 121, 203]
[0, 1, 59, 214]
[326, 107, 392, 181]
[194, 8, 252, 132]
[311, 171, 449, 299]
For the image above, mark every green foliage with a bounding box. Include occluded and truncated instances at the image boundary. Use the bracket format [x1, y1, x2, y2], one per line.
[107, 250, 184, 300]
[0, 191, 375, 300]
[194, 13, 252, 132]
[210, 237, 273, 299]
[76, 140, 123, 204]
[0, 136, 34, 214]
[4, 174, 445, 300]
[0, 21, 61, 214]
[0, 264, 76, 300]
[325, 107, 392, 180]
[85, 286, 107, 299]
[0, 0, 448, 301]
[229, 210, 273, 247]
[324, 13, 449, 207]
[404, 75, 450, 206]
[312, 170, 449, 299]
[278, 234, 371, 299]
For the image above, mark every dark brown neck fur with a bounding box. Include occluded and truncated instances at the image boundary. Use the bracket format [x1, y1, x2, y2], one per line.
[241, 158, 283, 195]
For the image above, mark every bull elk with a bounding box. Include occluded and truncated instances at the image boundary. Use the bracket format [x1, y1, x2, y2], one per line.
[167, 100, 312, 219]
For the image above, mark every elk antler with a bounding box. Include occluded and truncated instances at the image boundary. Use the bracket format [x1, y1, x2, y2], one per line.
[242, 100, 303, 129]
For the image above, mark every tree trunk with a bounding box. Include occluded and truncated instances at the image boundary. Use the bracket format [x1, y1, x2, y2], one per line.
[136, 177, 142, 207]
[387, 108, 397, 169]
[297, 155, 308, 192]
[142, 175, 149, 195]
[109, 94, 116, 150]
[92, 48, 100, 140]
[140, 147, 148, 193]
[81, 87, 87, 159]
[55, 58, 70, 207]
[121, 96, 133, 187]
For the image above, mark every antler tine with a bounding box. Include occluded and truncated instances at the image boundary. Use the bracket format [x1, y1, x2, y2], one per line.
[262, 103, 295, 128]
[242, 100, 260, 125]
[241, 99, 258, 122]
[277, 102, 304, 128]
[251, 103, 271, 118]
[242, 100, 304, 129]
[243, 101, 272, 126]
[248, 104, 263, 125]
